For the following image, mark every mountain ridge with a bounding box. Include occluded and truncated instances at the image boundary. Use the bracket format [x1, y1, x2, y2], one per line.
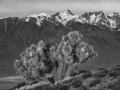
[15, 10, 120, 31]
[1, 10, 120, 32]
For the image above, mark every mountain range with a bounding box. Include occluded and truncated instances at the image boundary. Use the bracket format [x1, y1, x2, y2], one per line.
[23, 10, 120, 31]
[0, 10, 120, 76]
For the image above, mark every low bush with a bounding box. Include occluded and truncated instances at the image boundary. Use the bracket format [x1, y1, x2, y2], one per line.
[30, 81, 39, 85]
[79, 70, 90, 75]
[71, 72, 79, 77]
[111, 65, 120, 71]
[112, 85, 120, 90]
[62, 77, 74, 84]
[57, 84, 70, 90]
[108, 70, 120, 77]
[81, 71, 93, 79]
[78, 85, 88, 90]
[71, 79, 82, 88]
[107, 82, 116, 89]
[97, 87, 106, 90]
[108, 65, 120, 77]
[93, 68, 109, 78]
[89, 78, 101, 87]
[107, 78, 120, 89]
[11, 82, 26, 90]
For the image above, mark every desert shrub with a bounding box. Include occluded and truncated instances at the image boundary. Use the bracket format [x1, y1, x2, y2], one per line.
[62, 77, 73, 84]
[97, 87, 106, 90]
[107, 83, 115, 89]
[112, 85, 120, 90]
[81, 71, 93, 79]
[45, 83, 70, 90]
[30, 81, 38, 85]
[97, 68, 109, 73]
[79, 70, 90, 75]
[45, 84, 60, 90]
[11, 82, 26, 90]
[93, 68, 109, 78]
[94, 72, 107, 78]
[89, 78, 101, 87]
[78, 85, 88, 90]
[71, 72, 79, 76]
[108, 65, 120, 77]
[108, 71, 120, 77]
[14, 31, 97, 84]
[71, 79, 82, 88]
[57, 84, 70, 90]
[9, 89, 13, 90]
[111, 65, 120, 70]
[107, 77, 120, 89]
[31, 84, 50, 90]
[33, 83, 56, 90]
[22, 81, 51, 90]
[34, 86, 42, 90]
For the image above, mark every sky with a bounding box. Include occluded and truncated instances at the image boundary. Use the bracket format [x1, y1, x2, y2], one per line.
[0, 0, 120, 18]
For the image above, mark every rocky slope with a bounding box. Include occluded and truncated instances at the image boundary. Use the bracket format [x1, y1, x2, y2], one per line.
[0, 10, 120, 76]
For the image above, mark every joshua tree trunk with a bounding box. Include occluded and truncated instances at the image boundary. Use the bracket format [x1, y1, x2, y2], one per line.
[64, 63, 77, 78]
[56, 62, 68, 81]
[54, 62, 78, 81]
[61, 62, 69, 79]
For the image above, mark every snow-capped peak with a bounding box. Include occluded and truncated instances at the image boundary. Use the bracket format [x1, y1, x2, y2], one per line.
[28, 13, 50, 18]
[78, 11, 120, 30]
[24, 13, 50, 26]
[54, 10, 79, 25]
[60, 9, 74, 15]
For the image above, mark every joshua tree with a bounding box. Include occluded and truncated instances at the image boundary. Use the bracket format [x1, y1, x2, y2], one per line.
[14, 31, 97, 84]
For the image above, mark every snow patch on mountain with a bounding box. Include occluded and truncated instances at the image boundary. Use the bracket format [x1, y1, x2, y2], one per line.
[78, 11, 120, 30]
[24, 13, 50, 26]
[55, 10, 79, 25]
[89, 14, 96, 24]
[107, 18, 117, 28]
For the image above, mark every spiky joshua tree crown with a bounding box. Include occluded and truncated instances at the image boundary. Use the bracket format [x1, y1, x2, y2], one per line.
[14, 31, 97, 84]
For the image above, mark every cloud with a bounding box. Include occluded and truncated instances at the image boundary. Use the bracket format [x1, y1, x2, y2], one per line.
[0, 0, 120, 18]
